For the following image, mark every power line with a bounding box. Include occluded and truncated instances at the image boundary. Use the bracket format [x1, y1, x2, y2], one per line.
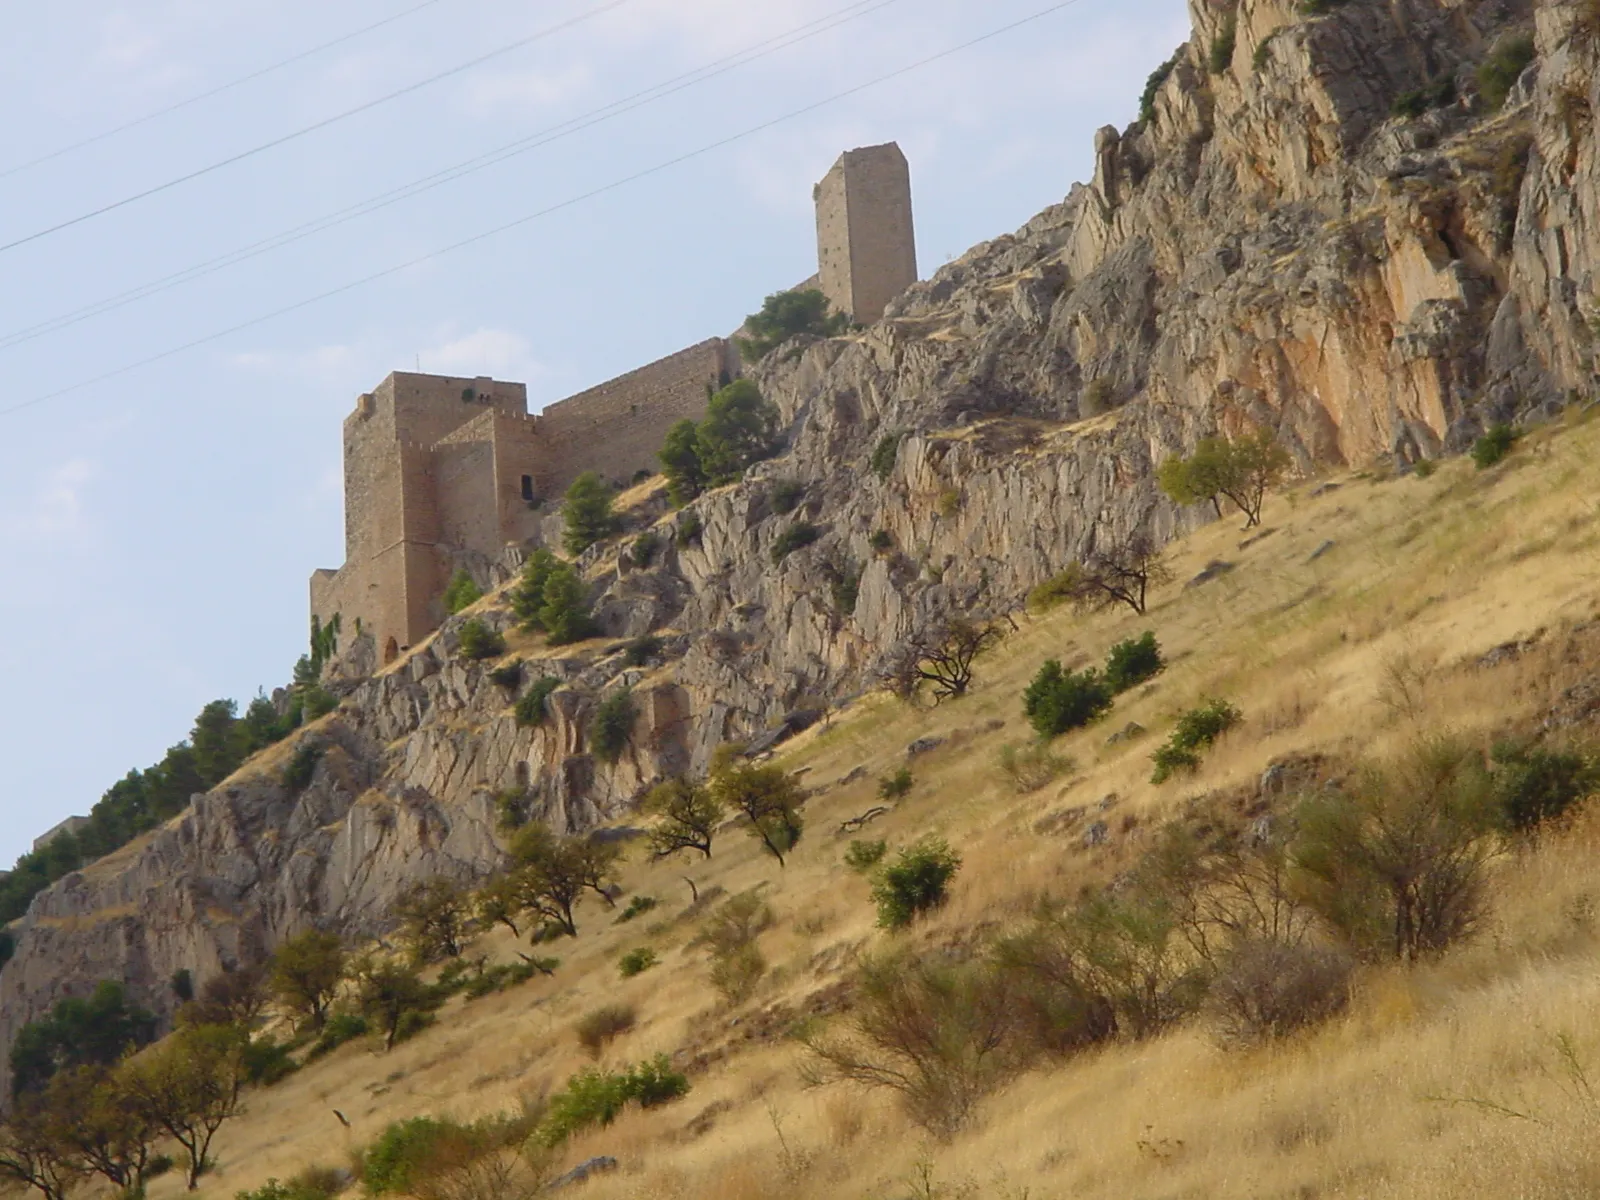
[0, 0, 448, 181]
[0, 0, 635, 257]
[0, 0, 900, 353]
[0, 0, 1085, 421]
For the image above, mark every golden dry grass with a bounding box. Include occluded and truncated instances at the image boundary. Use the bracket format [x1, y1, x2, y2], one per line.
[147, 413, 1600, 1200]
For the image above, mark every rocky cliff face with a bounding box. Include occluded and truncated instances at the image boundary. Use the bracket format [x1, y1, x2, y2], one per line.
[4, 0, 1592, 1078]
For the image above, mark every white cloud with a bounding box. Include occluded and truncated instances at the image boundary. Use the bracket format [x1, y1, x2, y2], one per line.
[420, 327, 544, 380]
[3, 459, 96, 541]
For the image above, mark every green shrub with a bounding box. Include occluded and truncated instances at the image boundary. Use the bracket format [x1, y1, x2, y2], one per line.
[937, 488, 961, 517]
[1391, 74, 1457, 118]
[878, 767, 913, 801]
[694, 891, 774, 1003]
[1151, 699, 1242, 783]
[829, 563, 862, 615]
[871, 434, 902, 482]
[301, 687, 338, 721]
[461, 959, 544, 1000]
[697, 379, 781, 485]
[536, 1056, 690, 1147]
[1079, 378, 1115, 418]
[235, 1171, 342, 1200]
[1477, 32, 1535, 112]
[1413, 458, 1439, 479]
[1208, 13, 1236, 73]
[616, 895, 658, 923]
[282, 742, 324, 791]
[242, 1035, 298, 1086]
[675, 511, 703, 547]
[443, 569, 482, 615]
[307, 1011, 368, 1060]
[770, 480, 806, 515]
[872, 837, 962, 929]
[772, 520, 821, 563]
[591, 690, 636, 764]
[659, 418, 706, 506]
[1023, 661, 1114, 738]
[515, 676, 562, 728]
[563, 471, 620, 556]
[1104, 632, 1165, 694]
[488, 659, 523, 690]
[537, 563, 595, 646]
[1207, 939, 1353, 1047]
[844, 839, 887, 872]
[1026, 570, 1079, 614]
[1472, 423, 1519, 469]
[361, 1117, 465, 1195]
[618, 947, 658, 978]
[575, 1004, 636, 1056]
[1252, 31, 1276, 71]
[622, 636, 661, 667]
[630, 532, 660, 568]
[1492, 740, 1600, 831]
[1139, 55, 1177, 122]
[457, 620, 506, 661]
[869, 529, 894, 554]
[997, 742, 1074, 793]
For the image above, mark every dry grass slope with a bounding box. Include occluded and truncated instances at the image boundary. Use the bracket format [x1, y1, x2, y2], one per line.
[149, 412, 1600, 1200]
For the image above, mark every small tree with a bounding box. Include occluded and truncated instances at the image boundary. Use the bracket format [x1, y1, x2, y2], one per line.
[709, 749, 805, 867]
[509, 826, 621, 937]
[268, 930, 346, 1032]
[736, 289, 849, 361]
[538, 563, 595, 645]
[0, 1102, 78, 1200]
[658, 418, 706, 506]
[119, 1023, 249, 1189]
[644, 778, 725, 859]
[395, 878, 471, 964]
[511, 549, 559, 629]
[883, 619, 1005, 705]
[475, 875, 525, 938]
[590, 690, 636, 764]
[563, 472, 620, 556]
[692, 892, 774, 1004]
[1022, 661, 1113, 739]
[42, 1067, 157, 1194]
[442, 569, 482, 614]
[1046, 533, 1171, 615]
[872, 838, 961, 929]
[1159, 431, 1291, 528]
[181, 963, 267, 1029]
[1292, 737, 1500, 961]
[353, 959, 440, 1051]
[696, 380, 780, 485]
[515, 676, 563, 728]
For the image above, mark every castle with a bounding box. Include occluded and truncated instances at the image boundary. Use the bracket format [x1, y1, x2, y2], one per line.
[311, 142, 917, 665]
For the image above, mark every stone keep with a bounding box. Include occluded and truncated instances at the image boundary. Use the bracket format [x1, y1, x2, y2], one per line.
[815, 142, 918, 325]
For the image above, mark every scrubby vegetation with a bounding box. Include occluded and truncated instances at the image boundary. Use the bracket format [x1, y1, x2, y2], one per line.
[871, 838, 961, 929]
[455, 620, 505, 661]
[562, 472, 620, 556]
[1478, 31, 1535, 111]
[442, 569, 482, 614]
[1159, 430, 1291, 527]
[736, 289, 848, 362]
[658, 380, 781, 504]
[1023, 661, 1113, 738]
[1150, 698, 1242, 782]
[1472, 421, 1519, 468]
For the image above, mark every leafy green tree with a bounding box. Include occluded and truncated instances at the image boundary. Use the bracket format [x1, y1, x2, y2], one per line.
[511, 549, 560, 629]
[696, 380, 780, 485]
[0, 1099, 78, 1200]
[118, 1023, 249, 1189]
[736, 289, 849, 361]
[456, 619, 506, 661]
[395, 878, 471, 964]
[709, 749, 805, 866]
[643, 778, 725, 859]
[267, 931, 346, 1032]
[507, 826, 623, 937]
[539, 563, 595, 646]
[9, 981, 156, 1096]
[1159, 431, 1291, 527]
[352, 958, 440, 1051]
[1104, 632, 1165, 694]
[563, 472, 620, 556]
[442, 569, 482, 614]
[43, 1066, 158, 1193]
[658, 418, 706, 506]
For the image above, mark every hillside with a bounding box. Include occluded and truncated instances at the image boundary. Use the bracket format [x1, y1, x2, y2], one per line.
[126, 407, 1600, 1200]
[5, 0, 1600, 1190]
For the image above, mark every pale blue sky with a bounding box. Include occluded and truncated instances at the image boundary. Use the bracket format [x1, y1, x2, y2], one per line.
[0, 0, 1186, 865]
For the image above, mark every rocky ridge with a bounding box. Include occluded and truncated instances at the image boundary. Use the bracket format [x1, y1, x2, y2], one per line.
[4, 0, 1596, 1078]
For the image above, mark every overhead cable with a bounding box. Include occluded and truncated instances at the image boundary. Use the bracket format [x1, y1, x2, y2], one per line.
[0, 0, 635, 256]
[0, 0, 1084, 420]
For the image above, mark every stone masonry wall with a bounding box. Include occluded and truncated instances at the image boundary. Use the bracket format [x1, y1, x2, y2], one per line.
[816, 143, 918, 324]
[532, 338, 733, 497]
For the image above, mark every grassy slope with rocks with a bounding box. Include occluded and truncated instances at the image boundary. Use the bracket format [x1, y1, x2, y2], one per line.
[132, 409, 1600, 1200]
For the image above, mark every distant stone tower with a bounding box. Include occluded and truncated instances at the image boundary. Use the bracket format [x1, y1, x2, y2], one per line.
[814, 142, 918, 325]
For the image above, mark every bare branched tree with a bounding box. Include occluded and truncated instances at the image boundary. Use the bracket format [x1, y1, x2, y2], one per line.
[882, 618, 1005, 705]
[1058, 533, 1172, 616]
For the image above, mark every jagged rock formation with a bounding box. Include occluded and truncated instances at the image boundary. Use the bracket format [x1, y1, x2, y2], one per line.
[4, 0, 1594, 1082]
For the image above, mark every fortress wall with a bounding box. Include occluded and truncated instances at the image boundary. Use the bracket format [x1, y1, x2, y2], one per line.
[534, 339, 732, 496]
[815, 161, 854, 323]
[490, 413, 547, 546]
[814, 144, 917, 324]
[435, 413, 502, 559]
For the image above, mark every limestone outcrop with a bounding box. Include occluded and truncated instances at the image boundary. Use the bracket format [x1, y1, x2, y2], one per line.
[4, 0, 1595, 1081]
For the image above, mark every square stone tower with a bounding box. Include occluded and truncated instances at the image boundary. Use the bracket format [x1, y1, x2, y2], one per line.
[814, 142, 918, 325]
